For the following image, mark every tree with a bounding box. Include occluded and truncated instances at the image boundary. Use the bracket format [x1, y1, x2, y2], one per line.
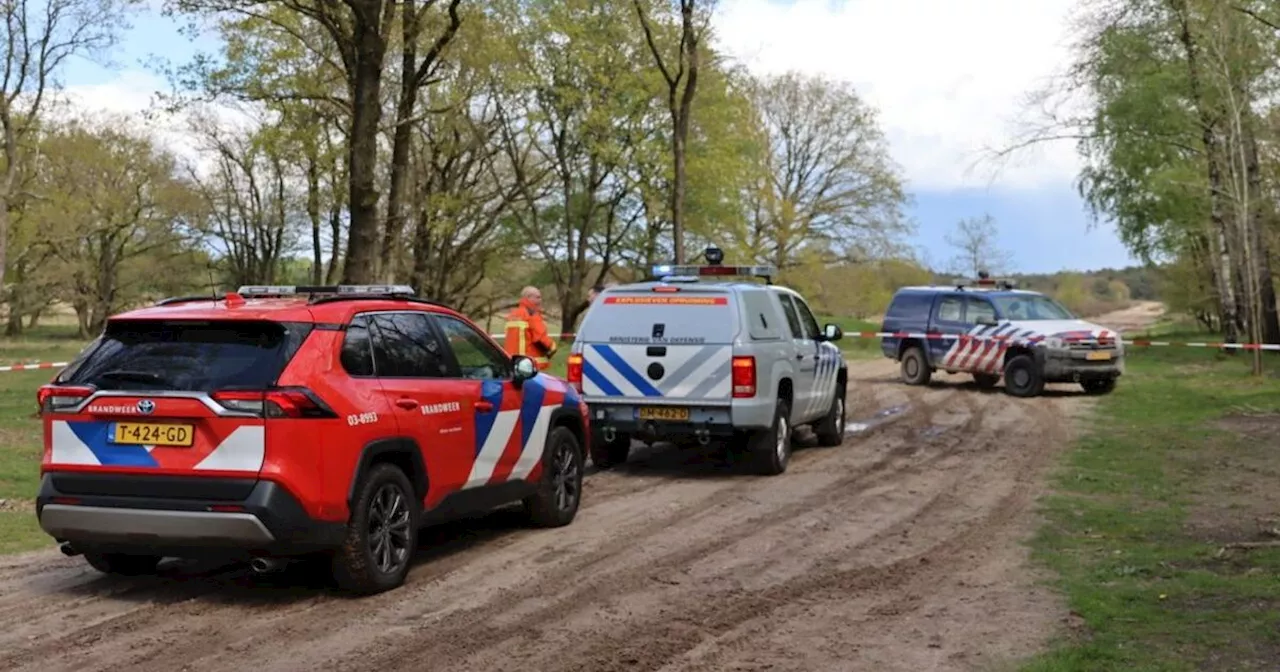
[633, 0, 713, 264]
[167, 0, 467, 284]
[945, 213, 1012, 277]
[742, 71, 909, 270]
[0, 0, 140, 310]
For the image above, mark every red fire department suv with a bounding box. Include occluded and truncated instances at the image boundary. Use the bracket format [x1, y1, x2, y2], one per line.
[35, 285, 589, 595]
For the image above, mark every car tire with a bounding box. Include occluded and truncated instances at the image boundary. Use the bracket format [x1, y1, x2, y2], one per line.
[523, 426, 584, 528]
[900, 346, 932, 386]
[589, 431, 631, 469]
[83, 552, 162, 576]
[814, 384, 846, 447]
[1002, 354, 1045, 398]
[748, 397, 792, 475]
[331, 463, 419, 596]
[1081, 378, 1117, 395]
[973, 373, 1000, 389]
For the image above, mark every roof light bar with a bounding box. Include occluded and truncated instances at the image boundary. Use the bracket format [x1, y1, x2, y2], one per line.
[236, 284, 417, 297]
[650, 264, 776, 280]
[951, 277, 1017, 290]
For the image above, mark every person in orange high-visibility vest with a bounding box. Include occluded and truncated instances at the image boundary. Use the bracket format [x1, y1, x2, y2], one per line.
[504, 286, 557, 370]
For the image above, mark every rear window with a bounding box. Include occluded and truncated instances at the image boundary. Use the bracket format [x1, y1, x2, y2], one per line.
[57, 319, 313, 392]
[580, 291, 739, 344]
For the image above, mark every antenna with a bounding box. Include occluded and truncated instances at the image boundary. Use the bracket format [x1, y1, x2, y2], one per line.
[207, 267, 218, 301]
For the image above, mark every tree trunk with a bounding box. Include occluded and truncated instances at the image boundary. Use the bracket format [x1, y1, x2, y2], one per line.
[379, 0, 419, 283]
[307, 155, 323, 285]
[1244, 128, 1280, 348]
[340, 14, 389, 285]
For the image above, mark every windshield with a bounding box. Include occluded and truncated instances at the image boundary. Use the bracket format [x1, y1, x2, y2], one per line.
[58, 319, 312, 392]
[992, 295, 1075, 321]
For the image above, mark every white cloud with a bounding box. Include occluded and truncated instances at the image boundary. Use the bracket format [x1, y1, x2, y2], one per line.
[54, 70, 260, 177]
[712, 0, 1087, 192]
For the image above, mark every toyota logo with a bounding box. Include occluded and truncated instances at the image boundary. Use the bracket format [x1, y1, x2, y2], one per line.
[136, 399, 155, 415]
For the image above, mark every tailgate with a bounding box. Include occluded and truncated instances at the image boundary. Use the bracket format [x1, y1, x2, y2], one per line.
[43, 318, 306, 478]
[581, 343, 733, 403]
[577, 288, 737, 404]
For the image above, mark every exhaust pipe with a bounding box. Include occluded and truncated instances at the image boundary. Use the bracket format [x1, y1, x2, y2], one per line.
[59, 542, 80, 557]
[250, 557, 285, 574]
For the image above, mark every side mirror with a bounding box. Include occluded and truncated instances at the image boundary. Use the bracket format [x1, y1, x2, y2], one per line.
[512, 355, 538, 383]
[822, 323, 843, 341]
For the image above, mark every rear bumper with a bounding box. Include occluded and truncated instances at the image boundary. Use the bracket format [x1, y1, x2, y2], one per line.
[36, 473, 345, 558]
[583, 395, 776, 442]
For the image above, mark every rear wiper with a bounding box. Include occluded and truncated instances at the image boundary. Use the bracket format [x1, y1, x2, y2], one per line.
[94, 370, 169, 384]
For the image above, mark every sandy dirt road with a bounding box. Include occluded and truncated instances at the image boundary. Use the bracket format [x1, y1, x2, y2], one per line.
[0, 305, 1160, 672]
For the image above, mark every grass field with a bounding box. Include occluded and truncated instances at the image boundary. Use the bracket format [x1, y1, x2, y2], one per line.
[1022, 335, 1280, 671]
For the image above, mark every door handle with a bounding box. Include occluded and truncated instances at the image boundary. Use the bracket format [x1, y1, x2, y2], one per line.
[796, 353, 805, 360]
[475, 400, 494, 412]
[395, 398, 418, 410]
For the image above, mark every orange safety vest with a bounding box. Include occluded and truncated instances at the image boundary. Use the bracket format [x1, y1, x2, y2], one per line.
[503, 300, 557, 370]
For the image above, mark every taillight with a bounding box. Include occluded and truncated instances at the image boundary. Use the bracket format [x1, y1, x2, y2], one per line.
[566, 353, 583, 390]
[212, 387, 337, 418]
[36, 385, 94, 413]
[732, 356, 756, 398]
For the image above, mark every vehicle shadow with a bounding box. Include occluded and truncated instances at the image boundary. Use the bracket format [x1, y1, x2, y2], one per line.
[53, 508, 535, 604]
[592, 428, 827, 481]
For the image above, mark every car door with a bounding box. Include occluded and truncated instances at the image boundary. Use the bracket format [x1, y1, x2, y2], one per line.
[928, 294, 968, 371]
[961, 296, 1005, 375]
[775, 292, 817, 423]
[365, 311, 473, 501]
[789, 294, 839, 422]
[429, 312, 551, 502]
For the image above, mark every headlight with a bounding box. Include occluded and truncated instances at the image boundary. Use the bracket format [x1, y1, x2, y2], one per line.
[1044, 336, 1065, 350]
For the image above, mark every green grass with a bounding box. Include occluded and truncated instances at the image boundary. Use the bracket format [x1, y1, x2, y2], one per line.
[1022, 333, 1280, 671]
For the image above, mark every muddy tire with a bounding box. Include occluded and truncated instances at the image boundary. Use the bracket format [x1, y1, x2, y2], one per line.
[814, 384, 846, 447]
[1081, 378, 1117, 395]
[331, 463, 419, 596]
[1002, 354, 1044, 398]
[589, 431, 631, 469]
[523, 426, 584, 528]
[972, 373, 1000, 389]
[900, 346, 931, 386]
[748, 397, 792, 475]
[83, 552, 162, 576]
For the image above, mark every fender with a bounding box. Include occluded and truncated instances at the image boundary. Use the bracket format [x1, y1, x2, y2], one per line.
[347, 436, 429, 509]
[546, 406, 586, 459]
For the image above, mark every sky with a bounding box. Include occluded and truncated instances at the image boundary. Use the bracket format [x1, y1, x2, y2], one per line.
[58, 0, 1141, 275]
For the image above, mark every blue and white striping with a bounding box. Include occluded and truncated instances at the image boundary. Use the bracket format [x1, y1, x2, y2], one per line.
[804, 343, 843, 420]
[581, 343, 732, 400]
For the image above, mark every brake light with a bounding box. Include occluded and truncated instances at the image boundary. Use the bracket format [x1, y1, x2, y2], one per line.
[212, 387, 337, 418]
[36, 385, 94, 413]
[566, 353, 583, 391]
[652, 286, 680, 293]
[732, 356, 756, 398]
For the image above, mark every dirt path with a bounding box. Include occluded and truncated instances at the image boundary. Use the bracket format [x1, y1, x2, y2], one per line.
[0, 304, 1166, 672]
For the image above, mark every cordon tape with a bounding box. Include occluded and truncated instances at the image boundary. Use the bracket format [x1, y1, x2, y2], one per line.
[3, 330, 1276, 375]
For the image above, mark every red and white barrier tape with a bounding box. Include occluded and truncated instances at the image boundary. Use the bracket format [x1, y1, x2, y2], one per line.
[0, 361, 69, 373]
[846, 331, 1280, 351]
[1, 332, 1275, 375]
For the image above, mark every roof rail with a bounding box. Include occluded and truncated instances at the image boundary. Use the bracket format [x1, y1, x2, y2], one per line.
[154, 294, 227, 306]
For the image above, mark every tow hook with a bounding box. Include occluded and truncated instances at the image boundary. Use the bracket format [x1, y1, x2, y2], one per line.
[696, 428, 711, 445]
[602, 426, 617, 443]
[59, 542, 80, 557]
[250, 557, 287, 574]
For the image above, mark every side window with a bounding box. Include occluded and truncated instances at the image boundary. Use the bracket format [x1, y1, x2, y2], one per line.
[432, 314, 512, 380]
[368, 312, 450, 378]
[776, 292, 803, 338]
[966, 298, 997, 324]
[791, 295, 822, 339]
[935, 296, 963, 322]
[341, 315, 376, 376]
